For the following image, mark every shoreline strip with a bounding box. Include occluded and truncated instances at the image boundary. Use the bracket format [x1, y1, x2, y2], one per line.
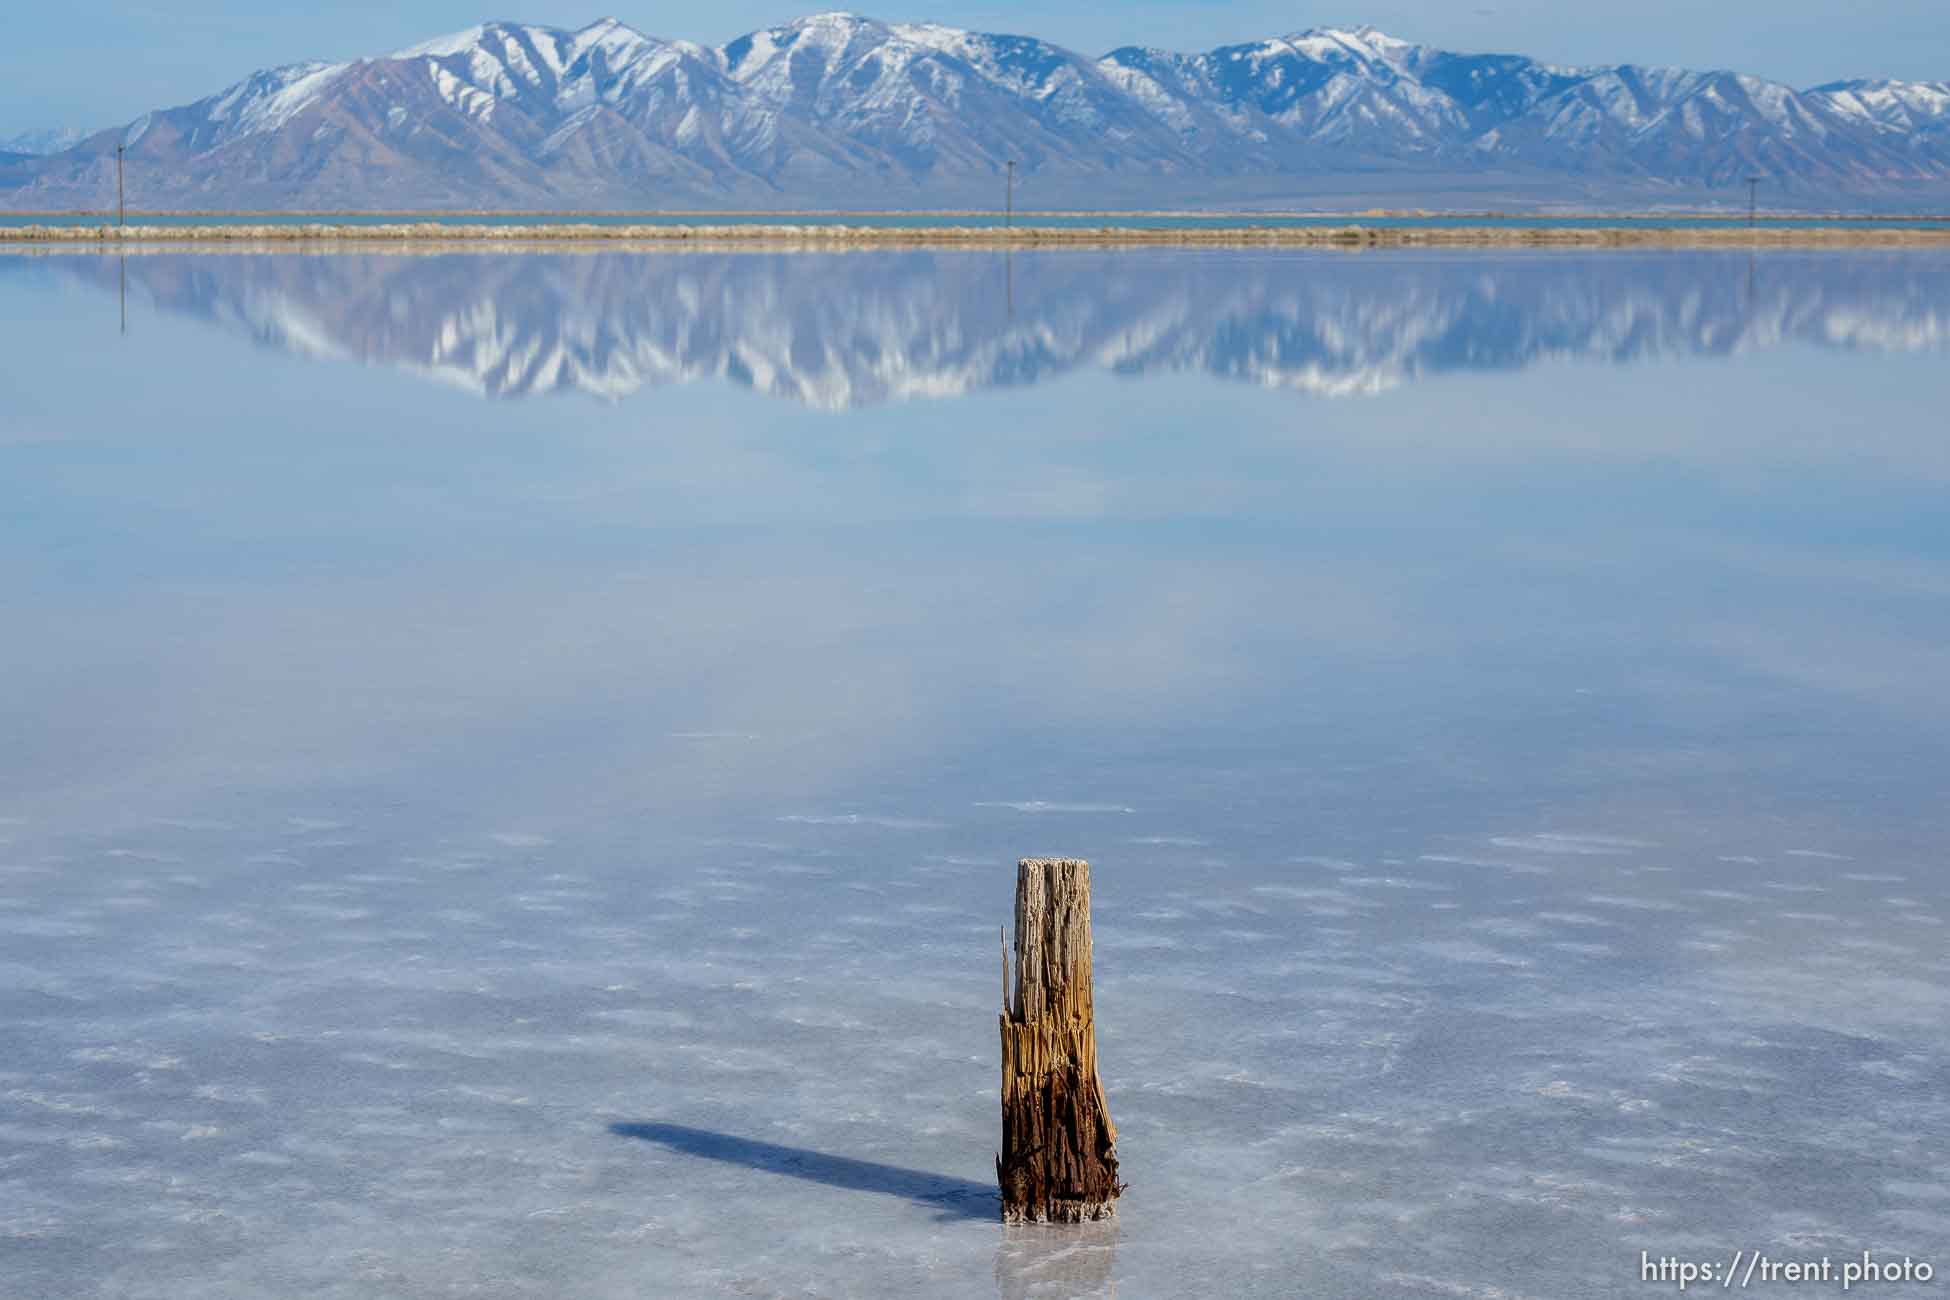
[3, 222, 1949, 248]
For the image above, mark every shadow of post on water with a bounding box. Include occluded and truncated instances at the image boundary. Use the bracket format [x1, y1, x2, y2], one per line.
[609, 1121, 999, 1223]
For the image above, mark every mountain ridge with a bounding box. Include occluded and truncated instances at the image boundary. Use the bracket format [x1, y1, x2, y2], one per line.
[7, 14, 1950, 211]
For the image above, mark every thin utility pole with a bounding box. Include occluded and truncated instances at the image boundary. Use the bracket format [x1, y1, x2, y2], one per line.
[1005, 159, 1016, 231]
[1746, 175, 1760, 228]
[116, 144, 125, 227]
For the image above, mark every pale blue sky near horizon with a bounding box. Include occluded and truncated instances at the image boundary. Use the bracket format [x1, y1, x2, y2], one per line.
[3, 1, 1945, 136]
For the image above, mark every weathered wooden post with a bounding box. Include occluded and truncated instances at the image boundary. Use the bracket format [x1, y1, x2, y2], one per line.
[997, 857, 1122, 1223]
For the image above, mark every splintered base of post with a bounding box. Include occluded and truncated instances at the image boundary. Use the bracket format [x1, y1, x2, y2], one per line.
[1001, 1203, 1117, 1227]
[998, 857, 1122, 1224]
[997, 1188, 1118, 1227]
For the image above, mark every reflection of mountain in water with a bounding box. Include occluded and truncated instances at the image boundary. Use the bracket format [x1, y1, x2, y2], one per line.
[73, 249, 1950, 408]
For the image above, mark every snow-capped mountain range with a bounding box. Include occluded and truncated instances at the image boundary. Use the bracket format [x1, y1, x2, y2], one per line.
[5, 14, 1950, 210]
[63, 249, 1950, 406]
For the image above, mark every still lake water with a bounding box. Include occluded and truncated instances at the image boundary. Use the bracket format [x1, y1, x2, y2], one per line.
[2, 247, 1948, 1298]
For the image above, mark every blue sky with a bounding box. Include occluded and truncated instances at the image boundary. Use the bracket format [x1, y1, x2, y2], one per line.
[5, 1, 1946, 133]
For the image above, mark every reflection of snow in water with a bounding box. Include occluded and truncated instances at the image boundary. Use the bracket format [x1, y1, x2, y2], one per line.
[56, 248, 1950, 407]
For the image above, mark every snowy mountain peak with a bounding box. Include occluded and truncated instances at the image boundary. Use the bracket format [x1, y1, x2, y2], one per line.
[1, 126, 89, 156]
[393, 19, 662, 67]
[393, 26, 491, 59]
[791, 11, 878, 28]
[759, 11, 886, 45]
[1277, 25, 1422, 63]
[195, 59, 352, 140]
[1292, 25, 1413, 49]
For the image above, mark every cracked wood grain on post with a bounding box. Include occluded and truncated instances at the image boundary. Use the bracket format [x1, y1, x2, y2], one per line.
[998, 857, 1122, 1224]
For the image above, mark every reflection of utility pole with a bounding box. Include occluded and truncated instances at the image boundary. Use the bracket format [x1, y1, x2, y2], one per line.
[116, 144, 126, 227]
[119, 251, 127, 336]
[1006, 248, 1014, 320]
[1746, 175, 1761, 228]
[1005, 159, 1016, 231]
